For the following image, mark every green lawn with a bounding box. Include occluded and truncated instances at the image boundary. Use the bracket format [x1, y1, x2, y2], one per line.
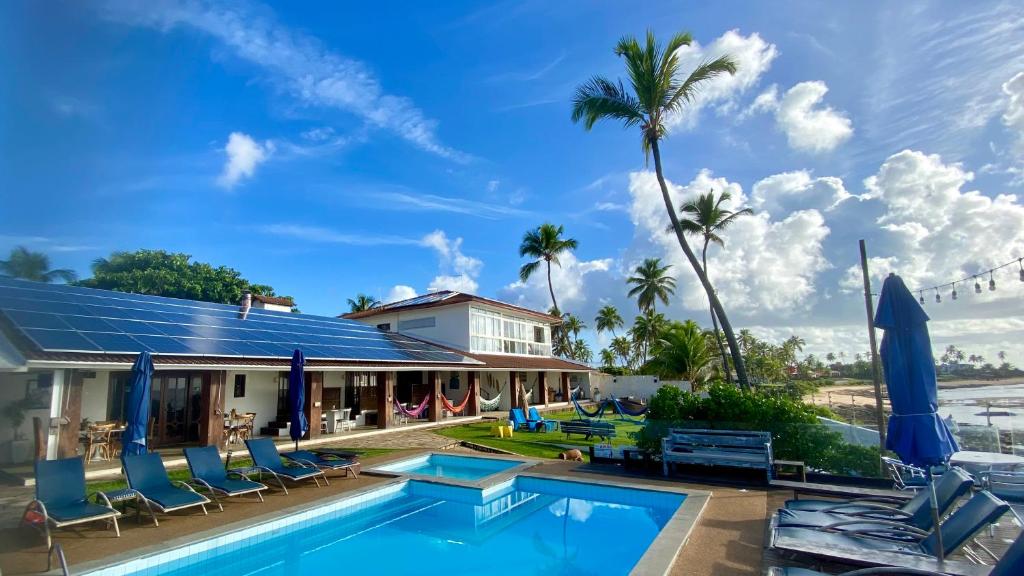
[85, 447, 396, 493]
[436, 410, 644, 460]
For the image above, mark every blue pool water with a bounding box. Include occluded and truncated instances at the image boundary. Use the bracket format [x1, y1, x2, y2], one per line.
[374, 453, 523, 479]
[100, 477, 686, 576]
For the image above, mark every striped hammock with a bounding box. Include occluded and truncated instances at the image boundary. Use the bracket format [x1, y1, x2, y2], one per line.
[479, 391, 501, 412]
[524, 389, 533, 403]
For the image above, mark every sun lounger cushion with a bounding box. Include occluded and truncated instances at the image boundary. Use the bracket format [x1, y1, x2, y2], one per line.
[46, 501, 120, 523]
[141, 486, 208, 510]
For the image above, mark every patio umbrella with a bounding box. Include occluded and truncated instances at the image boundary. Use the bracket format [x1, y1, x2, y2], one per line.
[288, 349, 307, 451]
[874, 273, 959, 560]
[121, 351, 153, 457]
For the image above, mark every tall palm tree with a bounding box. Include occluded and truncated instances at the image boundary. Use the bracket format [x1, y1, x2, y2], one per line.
[0, 246, 76, 283]
[646, 320, 714, 388]
[518, 223, 578, 313]
[595, 305, 624, 338]
[611, 336, 634, 371]
[347, 293, 380, 313]
[572, 30, 750, 388]
[630, 312, 666, 365]
[673, 189, 752, 383]
[599, 348, 616, 368]
[562, 313, 586, 344]
[627, 258, 676, 314]
[572, 339, 593, 364]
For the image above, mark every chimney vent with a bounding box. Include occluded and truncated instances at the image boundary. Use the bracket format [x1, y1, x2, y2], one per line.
[239, 292, 252, 320]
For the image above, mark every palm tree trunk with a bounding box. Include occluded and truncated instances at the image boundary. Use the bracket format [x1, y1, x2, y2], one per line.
[702, 241, 732, 384]
[545, 259, 559, 313]
[650, 139, 750, 389]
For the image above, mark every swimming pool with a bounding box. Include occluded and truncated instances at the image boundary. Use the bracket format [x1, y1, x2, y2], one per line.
[372, 453, 524, 480]
[85, 476, 697, 576]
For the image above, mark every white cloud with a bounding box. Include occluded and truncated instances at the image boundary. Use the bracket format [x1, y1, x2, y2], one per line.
[421, 230, 482, 293]
[501, 252, 613, 313]
[486, 180, 500, 193]
[300, 126, 335, 142]
[751, 170, 862, 215]
[385, 285, 417, 304]
[217, 132, 273, 189]
[745, 81, 853, 153]
[840, 150, 1024, 297]
[360, 191, 530, 219]
[628, 169, 831, 312]
[668, 29, 779, 129]
[1003, 72, 1024, 153]
[105, 0, 466, 161]
[257, 223, 420, 246]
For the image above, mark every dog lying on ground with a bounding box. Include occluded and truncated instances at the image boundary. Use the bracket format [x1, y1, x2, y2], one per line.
[558, 449, 584, 462]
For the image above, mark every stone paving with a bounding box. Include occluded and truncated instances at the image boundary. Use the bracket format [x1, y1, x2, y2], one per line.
[318, 427, 460, 450]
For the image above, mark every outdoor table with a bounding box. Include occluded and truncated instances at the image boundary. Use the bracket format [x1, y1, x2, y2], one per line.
[949, 451, 1024, 475]
[101, 488, 142, 523]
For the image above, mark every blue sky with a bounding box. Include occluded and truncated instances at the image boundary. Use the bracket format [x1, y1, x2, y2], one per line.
[3, 0, 1024, 363]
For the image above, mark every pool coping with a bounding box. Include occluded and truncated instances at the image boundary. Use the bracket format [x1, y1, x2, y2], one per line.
[71, 452, 708, 576]
[363, 450, 538, 488]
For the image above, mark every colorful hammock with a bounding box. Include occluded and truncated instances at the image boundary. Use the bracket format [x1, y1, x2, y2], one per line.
[479, 391, 501, 412]
[440, 382, 474, 414]
[395, 393, 431, 419]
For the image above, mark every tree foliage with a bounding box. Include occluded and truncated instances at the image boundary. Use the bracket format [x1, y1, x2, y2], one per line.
[77, 250, 291, 306]
[644, 320, 714, 387]
[347, 294, 380, 312]
[0, 246, 77, 283]
[626, 257, 676, 314]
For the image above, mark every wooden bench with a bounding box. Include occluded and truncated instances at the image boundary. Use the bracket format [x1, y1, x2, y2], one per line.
[662, 428, 773, 481]
[561, 419, 616, 441]
[769, 479, 913, 503]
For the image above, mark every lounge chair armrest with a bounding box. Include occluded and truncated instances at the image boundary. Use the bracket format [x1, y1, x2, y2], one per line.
[821, 519, 930, 538]
[189, 478, 215, 493]
[820, 501, 911, 517]
[172, 480, 202, 494]
[838, 495, 909, 505]
[91, 491, 121, 512]
[285, 457, 319, 469]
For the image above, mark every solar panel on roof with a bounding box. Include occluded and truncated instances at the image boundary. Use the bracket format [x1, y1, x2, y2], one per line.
[0, 277, 477, 364]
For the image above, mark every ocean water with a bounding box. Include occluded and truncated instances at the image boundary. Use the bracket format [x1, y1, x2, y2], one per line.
[938, 383, 1024, 428]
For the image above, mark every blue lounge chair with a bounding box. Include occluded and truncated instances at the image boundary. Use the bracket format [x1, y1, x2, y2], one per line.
[122, 452, 210, 526]
[282, 450, 360, 478]
[509, 408, 540, 432]
[184, 446, 267, 511]
[528, 407, 557, 432]
[771, 491, 1011, 571]
[776, 467, 974, 536]
[767, 529, 1024, 576]
[243, 438, 327, 494]
[22, 457, 120, 548]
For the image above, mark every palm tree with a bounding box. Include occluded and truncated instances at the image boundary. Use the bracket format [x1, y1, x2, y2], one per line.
[595, 305, 624, 338]
[572, 30, 750, 388]
[626, 258, 676, 314]
[611, 336, 634, 371]
[599, 348, 616, 368]
[572, 339, 593, 364]
[562, 313, 586, 343]
[0, 246, 77, 283]
[347, 293, 380, 313]
[518, 224, 579, 313]
[672, 189, 752, 383]
[646, 320, 714, 388]
[630, 312, 666, 365]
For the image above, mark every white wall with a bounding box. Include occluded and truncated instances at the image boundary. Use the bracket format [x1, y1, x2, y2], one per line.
[224, 371, 281, 432]
[353, 304, 470, 351]
[589, 373, 690, 401]
[80, 370, 111, 423]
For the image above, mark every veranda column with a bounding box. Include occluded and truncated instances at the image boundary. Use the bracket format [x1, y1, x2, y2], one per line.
[305, 371, 324, 439]
[427, 370, 442, 422]
[509, 371, 521, 409]
[375, 371, 393, 429]
[466, 371, 480, 416]
[58, 370, 83, 458]
[560, 372, 570, 402]
[538, 371, 549, 406]
[199, 370, 226, 447]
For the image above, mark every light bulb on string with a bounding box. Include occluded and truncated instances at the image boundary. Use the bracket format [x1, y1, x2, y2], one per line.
[974, 276, 982, 294]
[935, 288, 941, 303]
[989, 270, 996, 291]
[951, 283, 958, 300]
[919, 291, 925, 305]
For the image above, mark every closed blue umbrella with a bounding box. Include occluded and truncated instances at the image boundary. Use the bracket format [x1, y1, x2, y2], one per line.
[874, 273, 959, 559]
[288, 349, 307, 451]
[122, 351, 153, 457]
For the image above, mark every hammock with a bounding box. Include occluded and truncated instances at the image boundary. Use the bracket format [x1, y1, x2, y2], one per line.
[610, 396, 648, 416]
[570, 386, 581, 398]
[479, 391, 501, 412]
[524, 388, 533, 403]
[395, 393, 431, 419]
[571, 392, 606, 420]
[441, 383, 474, 414]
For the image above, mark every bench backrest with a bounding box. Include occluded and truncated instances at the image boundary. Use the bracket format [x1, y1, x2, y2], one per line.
[664, 428, 772, 455]
[562, 420, 615, 432]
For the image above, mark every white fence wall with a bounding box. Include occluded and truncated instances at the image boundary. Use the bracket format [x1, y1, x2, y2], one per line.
[589, 373, 691, 401]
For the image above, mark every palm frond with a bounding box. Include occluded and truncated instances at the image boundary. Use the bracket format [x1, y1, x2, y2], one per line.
[519, 260, 541, 282]
[571, 76, 645, 130]
[664, 54, 737, 114]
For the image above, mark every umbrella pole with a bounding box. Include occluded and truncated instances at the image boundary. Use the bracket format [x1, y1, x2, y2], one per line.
[928, 468, 944, 562]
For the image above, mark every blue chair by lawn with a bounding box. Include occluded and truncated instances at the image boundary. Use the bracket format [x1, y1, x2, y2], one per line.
[22, 457, 120, 548]
[243, 438, 327, 494]
[509, 408, 540, 432]
[122, 452, 210, 526]
[282, 450, 360, 478]
[184, 446, 267, 511]
[528, 407, 557, 432]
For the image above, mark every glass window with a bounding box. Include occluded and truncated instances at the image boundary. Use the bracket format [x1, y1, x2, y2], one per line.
[469, 307, 551, 357]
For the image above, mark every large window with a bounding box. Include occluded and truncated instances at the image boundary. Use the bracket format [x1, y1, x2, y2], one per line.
[470, 307, 551, 356]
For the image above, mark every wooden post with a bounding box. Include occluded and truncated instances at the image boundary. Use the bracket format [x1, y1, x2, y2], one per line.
[58, 370, 82, 459]
[427, 370, 442, 422]
[560, 372, 570, 403]
[509, 371, 521, 409]
[859, 239, 888, 465]
[199, 371, 226, 447]
[467, 371, 480, 416]
[538, 371, 549, 406]
[305, 371, 324, 438]
[376, 371, 393, 429]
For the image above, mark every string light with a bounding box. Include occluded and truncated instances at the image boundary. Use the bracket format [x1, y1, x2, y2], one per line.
[901, 255, 1022, 304]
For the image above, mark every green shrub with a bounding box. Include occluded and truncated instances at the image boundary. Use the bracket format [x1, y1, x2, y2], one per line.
[635, 383, 881, 477]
